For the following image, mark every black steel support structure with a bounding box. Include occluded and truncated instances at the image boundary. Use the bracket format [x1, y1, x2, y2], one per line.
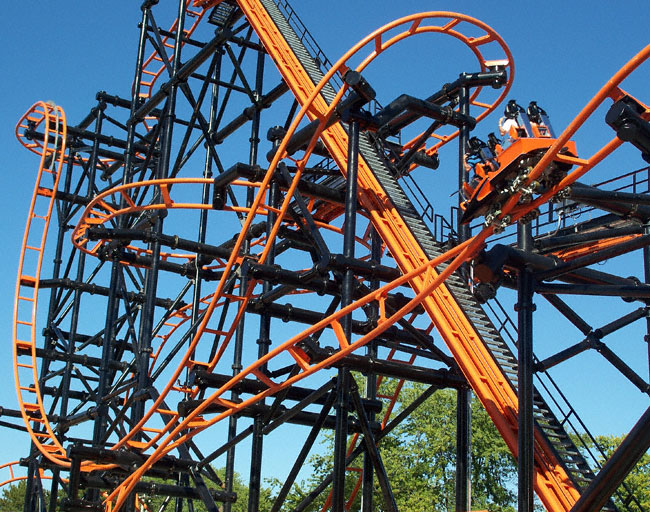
[332, 116, 361, 512]
[361, 228, 382, 512]
[517, 222, 535, 512]
[8, 2, 650, 512]
[456, 84, 472, 512]
[643, 224, 650, 382]
[247, 46, 269, 512]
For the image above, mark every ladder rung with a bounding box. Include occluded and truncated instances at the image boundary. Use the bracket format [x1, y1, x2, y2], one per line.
[126, 440, 148, 449]
[141, 427, 163, 434]
[40, 444, 61, 453]
[16, 340, 34, 350]
[20, 275, 37, 286]
[188, 416, 206, 428]
[203, 328, 227, 336]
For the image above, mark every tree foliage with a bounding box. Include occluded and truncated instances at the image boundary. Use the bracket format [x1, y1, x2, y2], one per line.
[0, 471, 274, 512]
[4, 389, 648, 512]
[139, 469, 273, 512]
[0, 480, 29, 512]
[272, 382, 519, 512]
[0, 480, 51, 512]
[577, 434, 650, 512]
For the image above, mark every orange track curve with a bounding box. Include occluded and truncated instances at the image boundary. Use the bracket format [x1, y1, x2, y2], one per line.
[14, 4, 650, 511]
[101, 9, 513, 510]
[102, 8, 650, 511]
[13, 102, 71, 467]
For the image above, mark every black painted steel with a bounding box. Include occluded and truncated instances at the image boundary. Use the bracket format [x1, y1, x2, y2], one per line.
[570, 405, 650, 512]
[11, 1, 650, 511]
[455, 84, 472, 512]
[517, 223, 535, 512]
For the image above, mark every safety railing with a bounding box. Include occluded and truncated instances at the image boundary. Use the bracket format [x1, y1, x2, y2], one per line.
[472, 165, 650, 245]
[482, 295, 645, 510]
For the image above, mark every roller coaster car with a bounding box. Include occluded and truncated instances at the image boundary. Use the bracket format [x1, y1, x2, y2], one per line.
[460, 100, 577, 225]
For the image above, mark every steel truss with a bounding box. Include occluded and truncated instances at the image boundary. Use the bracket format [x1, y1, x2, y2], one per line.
[4, 1, 650, 511]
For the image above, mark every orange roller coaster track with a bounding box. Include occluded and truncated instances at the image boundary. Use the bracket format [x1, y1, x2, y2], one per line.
[7, 1, 650, 511]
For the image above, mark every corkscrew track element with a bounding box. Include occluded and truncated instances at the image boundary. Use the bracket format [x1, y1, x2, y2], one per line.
[8, 1, 650, 511]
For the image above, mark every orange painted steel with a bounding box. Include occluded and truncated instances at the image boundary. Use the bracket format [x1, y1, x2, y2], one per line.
[95, 6, 646, 509]
[72, 177, 368, 258]
[139, 1, 209, 101]
[13, 106, 230, 472]
[460, 138, 579, 224]
[68, 170, 379, 458]
[398, 22, 514, 158]
[553, 234, 641, 262]
[69, 171, 380, 455]
[14, 3, 647, 511]
[102, 10, 516, 511]
[105, 10, 650, 512]
[13, 102, 71, 467]
[228, 7, 583, 511]
[99, 57, 483, 503]
[104, 236, 474, 508]
[0, 461, 51, 489]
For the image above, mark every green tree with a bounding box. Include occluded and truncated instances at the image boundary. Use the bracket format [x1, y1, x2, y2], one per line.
[0, 480, 51, 512]
[140, 469, 274, 512]
[576, 434, 650, 512]
[0, 470, 274, 512]
[0, 480, 29, 512]
[271, 382, 518, 512]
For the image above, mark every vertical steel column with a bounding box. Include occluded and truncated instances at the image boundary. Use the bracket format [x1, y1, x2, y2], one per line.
[132, 0, 187, 432]
[455, 84, 472, 512]
[246, 48, 268, 512]
[191, 57, 221, 324]
[455, 385, 471, 512]
[176, 40, 224, 512]
[641, 222, 650, 512]
[62, 105, 104, 423]
[517, 222, 534, 512]
[132, 4, 185, 512]
[22, 457, 37, 512]
[60, 104, 105, 507]
[92, 0, 152, 447]
[457, 85, 471, 243]
[361, 228, 381, 512]
[333, 117, 360, 511]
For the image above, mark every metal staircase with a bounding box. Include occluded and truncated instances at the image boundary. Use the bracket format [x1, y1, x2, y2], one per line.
[356, 131, 605, 500]
[236, 0, 643, 509]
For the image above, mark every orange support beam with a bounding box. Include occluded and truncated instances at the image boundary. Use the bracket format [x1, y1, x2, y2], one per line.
[235, 2, 580, 510]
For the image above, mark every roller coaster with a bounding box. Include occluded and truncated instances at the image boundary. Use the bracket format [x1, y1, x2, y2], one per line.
[4, 0, 650, 510]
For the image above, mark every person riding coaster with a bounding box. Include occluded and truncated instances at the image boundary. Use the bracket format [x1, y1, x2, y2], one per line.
[460, 100, 577, 227]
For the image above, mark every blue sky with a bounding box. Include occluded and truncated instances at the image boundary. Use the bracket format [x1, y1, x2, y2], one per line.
[1, 0, 650, 486]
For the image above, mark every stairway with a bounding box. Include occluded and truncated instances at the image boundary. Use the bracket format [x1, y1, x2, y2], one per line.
[236, 0, 624, 509]
[358, 131, 602, 496]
